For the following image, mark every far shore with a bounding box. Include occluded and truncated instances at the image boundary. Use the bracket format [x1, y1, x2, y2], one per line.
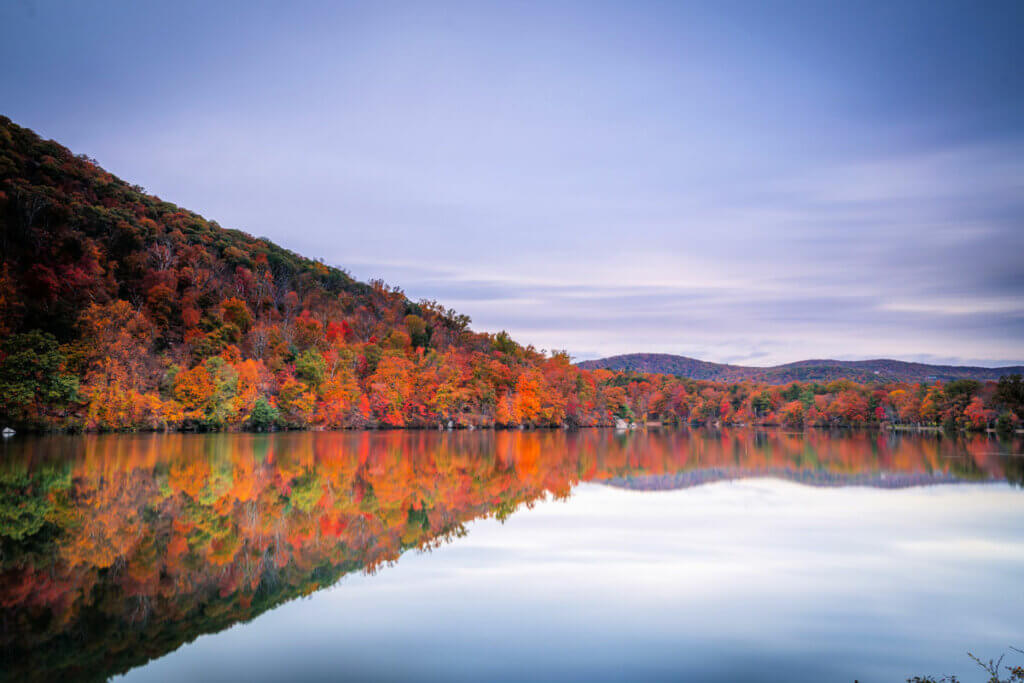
[4, 422, 1023, 438]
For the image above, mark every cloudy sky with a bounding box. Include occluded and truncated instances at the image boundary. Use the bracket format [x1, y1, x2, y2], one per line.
[2, 1, 1022, 365]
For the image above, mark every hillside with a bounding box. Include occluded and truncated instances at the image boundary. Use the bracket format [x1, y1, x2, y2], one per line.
[577, 353, 1024, 384]
[1, 116, 1021, 433]
[0, 116, 580, 430]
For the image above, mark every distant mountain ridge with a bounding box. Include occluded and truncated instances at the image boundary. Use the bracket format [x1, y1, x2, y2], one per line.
[576, 353, 1024, 383]
[598, 469, 976, 491]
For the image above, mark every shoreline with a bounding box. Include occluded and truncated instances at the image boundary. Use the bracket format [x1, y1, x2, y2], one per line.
[4, 422, 1022, 437]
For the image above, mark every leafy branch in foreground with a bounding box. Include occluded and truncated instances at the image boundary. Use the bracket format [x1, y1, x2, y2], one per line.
[908, 647, 1024, 683]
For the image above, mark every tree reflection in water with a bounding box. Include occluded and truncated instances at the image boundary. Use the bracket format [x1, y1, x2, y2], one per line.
[0, 428, 1020, 682]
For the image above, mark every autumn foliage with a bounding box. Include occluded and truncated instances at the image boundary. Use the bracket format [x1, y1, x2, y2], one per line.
[1, 428, 1020, 681]
[0, 117, 1021, 434]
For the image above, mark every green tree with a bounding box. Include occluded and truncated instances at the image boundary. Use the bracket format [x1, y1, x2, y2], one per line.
[248, 396, 280, 431]
[996, 374, 1024, 415]
[0, 466, 70, 541]
[0, 330, 78, 426]
[404, 314, 430, 348]
[945, 379, 980, 401]
[751, 391, 773, 417]
[995, 411, 1018, 434]
[295, 349, 326, 387]
[492, 331, 518, 355]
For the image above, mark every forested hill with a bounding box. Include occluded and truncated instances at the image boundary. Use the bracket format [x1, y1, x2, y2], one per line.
[577, 353, 1024, 384]
[1, 116, 1022, 433]
[0, 115, 531, 430]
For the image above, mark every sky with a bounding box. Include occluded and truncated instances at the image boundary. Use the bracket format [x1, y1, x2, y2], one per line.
[2, 0, 1022, 366]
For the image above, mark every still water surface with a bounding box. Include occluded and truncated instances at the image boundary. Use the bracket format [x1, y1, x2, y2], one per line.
[1, 429, 1022, 682]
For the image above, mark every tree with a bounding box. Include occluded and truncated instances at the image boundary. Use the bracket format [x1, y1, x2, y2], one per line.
[780, 400, 805, 427]
[0, 330, 78, 426]
[996, 374, 1024, 416]
[220, 297, 253, 333]
[172, 357, 239, 428]
[316, 348, 362, 427]
[404, 314, 429, 348]
[248, 396, 280, 431]
[368, 353, 416, 426]
[277, 377, 316, 426]
[995, 411, 1019, 434]
[963, 396, 993, 431]
[294, 349, 326, 388]
[751, 391, 773, 418]
[73, 301, 161, 430]
[920, 384, 945, 424]
[512, 373, 542, 423]
[492, 331, 518, 355]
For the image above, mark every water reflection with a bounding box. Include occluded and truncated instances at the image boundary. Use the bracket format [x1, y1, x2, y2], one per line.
[0, 429, 1020, 682]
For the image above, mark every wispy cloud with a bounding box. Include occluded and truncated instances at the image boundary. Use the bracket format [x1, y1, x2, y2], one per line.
[2, 1, 1021, 365]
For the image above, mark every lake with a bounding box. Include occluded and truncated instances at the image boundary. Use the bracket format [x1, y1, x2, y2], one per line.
[1, 429, 1022, 682]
